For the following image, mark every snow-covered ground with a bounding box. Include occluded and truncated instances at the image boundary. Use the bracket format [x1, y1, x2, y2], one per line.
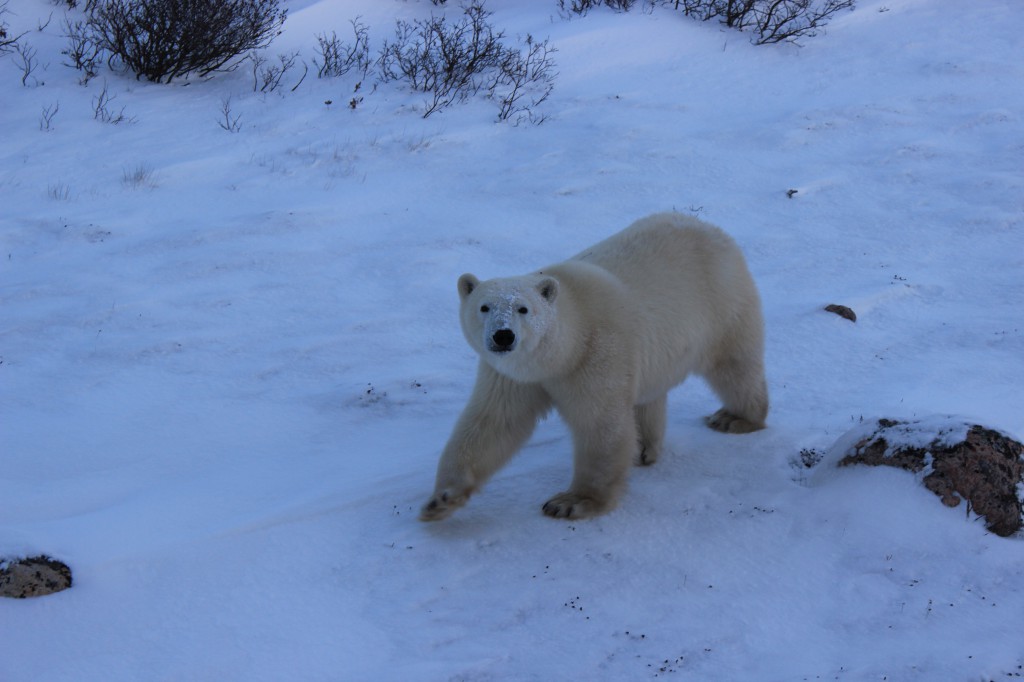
[2, 0, 1022, 679]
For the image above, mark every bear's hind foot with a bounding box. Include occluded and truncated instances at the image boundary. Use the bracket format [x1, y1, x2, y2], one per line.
[419, 490, 469, 521]
[636, 442, 661, 466]
[706, 408, 764, 434]
[542, 492, 611, 519]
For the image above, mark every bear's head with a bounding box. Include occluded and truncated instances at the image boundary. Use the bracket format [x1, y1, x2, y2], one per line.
[457, 273, 560, 382]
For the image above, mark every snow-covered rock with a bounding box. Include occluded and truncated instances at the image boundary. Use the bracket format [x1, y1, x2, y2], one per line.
[837, 417, 1024, 537]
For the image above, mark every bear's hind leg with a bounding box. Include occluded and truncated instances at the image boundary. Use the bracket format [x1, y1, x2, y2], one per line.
[704, 356, 768, 434]
[634, 396, 667, 466]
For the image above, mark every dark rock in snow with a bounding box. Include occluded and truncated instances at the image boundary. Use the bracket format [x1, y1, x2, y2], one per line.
[0, 556, 73, 598]
[824, 304, 856, 322]
[838, 418, 1024, 537]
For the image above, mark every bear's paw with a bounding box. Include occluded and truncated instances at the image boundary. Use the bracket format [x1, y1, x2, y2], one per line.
[542, 492, 608, 520]
[419, 490, 469, 522]
[706, 408, 764, 434]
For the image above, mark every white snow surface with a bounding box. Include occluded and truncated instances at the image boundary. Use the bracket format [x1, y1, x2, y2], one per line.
[2, 0, 1023, 679]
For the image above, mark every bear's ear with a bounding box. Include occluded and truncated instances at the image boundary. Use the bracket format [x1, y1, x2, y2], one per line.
[537, 277, 558, 303]
[458, 274, 479, 301]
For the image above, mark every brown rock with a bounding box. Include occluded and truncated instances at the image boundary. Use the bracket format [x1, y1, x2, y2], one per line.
[824, 304, 857, 322]
[839, 418, 1024, 537]
[0, 556, 73, 598]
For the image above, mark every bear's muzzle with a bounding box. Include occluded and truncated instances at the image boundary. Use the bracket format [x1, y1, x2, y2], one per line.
[489, 328, 516, 352]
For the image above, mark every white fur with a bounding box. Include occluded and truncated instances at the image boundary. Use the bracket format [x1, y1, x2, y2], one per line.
[421, 212, 768, 521]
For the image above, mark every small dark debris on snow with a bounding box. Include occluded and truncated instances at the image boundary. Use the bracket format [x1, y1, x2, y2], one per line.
[838, 418, 1024, 536]
[824, 304, 857, 322]
[799, 448, 824, 468]
[0, 555, 73, 598]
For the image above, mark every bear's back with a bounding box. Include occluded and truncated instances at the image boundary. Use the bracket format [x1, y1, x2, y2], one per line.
[566, 212, 762, 394]
[572, 213, 737, 279]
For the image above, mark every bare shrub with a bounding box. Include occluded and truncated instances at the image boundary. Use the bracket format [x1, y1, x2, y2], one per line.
[310, 1, 555, 122]
[1, 1, 27, 55]
[217, 96, 242, 132]
[493, 34, 556, 124]
[250, 50, 307, 93]
[378, 0, 507, 116]
[13, 41, 41, 86]
[314, 18, 371, 79]
[54, 0, 98, 8]
[558, 0, 638, 15]
[670, 0, 723, 21]
[87, 0, 287, 83]
[376, 1, 555, 121]
[92, 80, 135, 123]
[61, 16, 102, 84]
[39, 102, 60, 131]
[748, 0, 855, 44]
[664, 0, 855, 43]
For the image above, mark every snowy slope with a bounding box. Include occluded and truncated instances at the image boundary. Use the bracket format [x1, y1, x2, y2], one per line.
[1, 0, 1023, 679]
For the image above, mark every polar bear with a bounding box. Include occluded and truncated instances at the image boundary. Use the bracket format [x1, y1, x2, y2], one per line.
[420, 212, 768, 521]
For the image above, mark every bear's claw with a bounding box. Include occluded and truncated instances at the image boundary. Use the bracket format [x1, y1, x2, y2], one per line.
[637, 444, 660, 466]
[542, 492, 602, 519]
[419, 490, 468, 521]
[706, 408, 763, 434]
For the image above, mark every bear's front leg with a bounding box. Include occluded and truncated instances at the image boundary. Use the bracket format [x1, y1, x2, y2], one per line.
[420, 362, 551, 521]
[541, 398, 636, 519]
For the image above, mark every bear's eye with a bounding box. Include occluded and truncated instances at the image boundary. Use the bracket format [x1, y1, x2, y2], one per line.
[480, 305, 490, 313]
[517, 306, 529, 315]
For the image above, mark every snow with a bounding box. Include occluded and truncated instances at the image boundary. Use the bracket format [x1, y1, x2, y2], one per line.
[2, 0, 1023, 679]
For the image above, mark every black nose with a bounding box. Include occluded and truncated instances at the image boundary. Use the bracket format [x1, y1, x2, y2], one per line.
[492, 328, 515, 349]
